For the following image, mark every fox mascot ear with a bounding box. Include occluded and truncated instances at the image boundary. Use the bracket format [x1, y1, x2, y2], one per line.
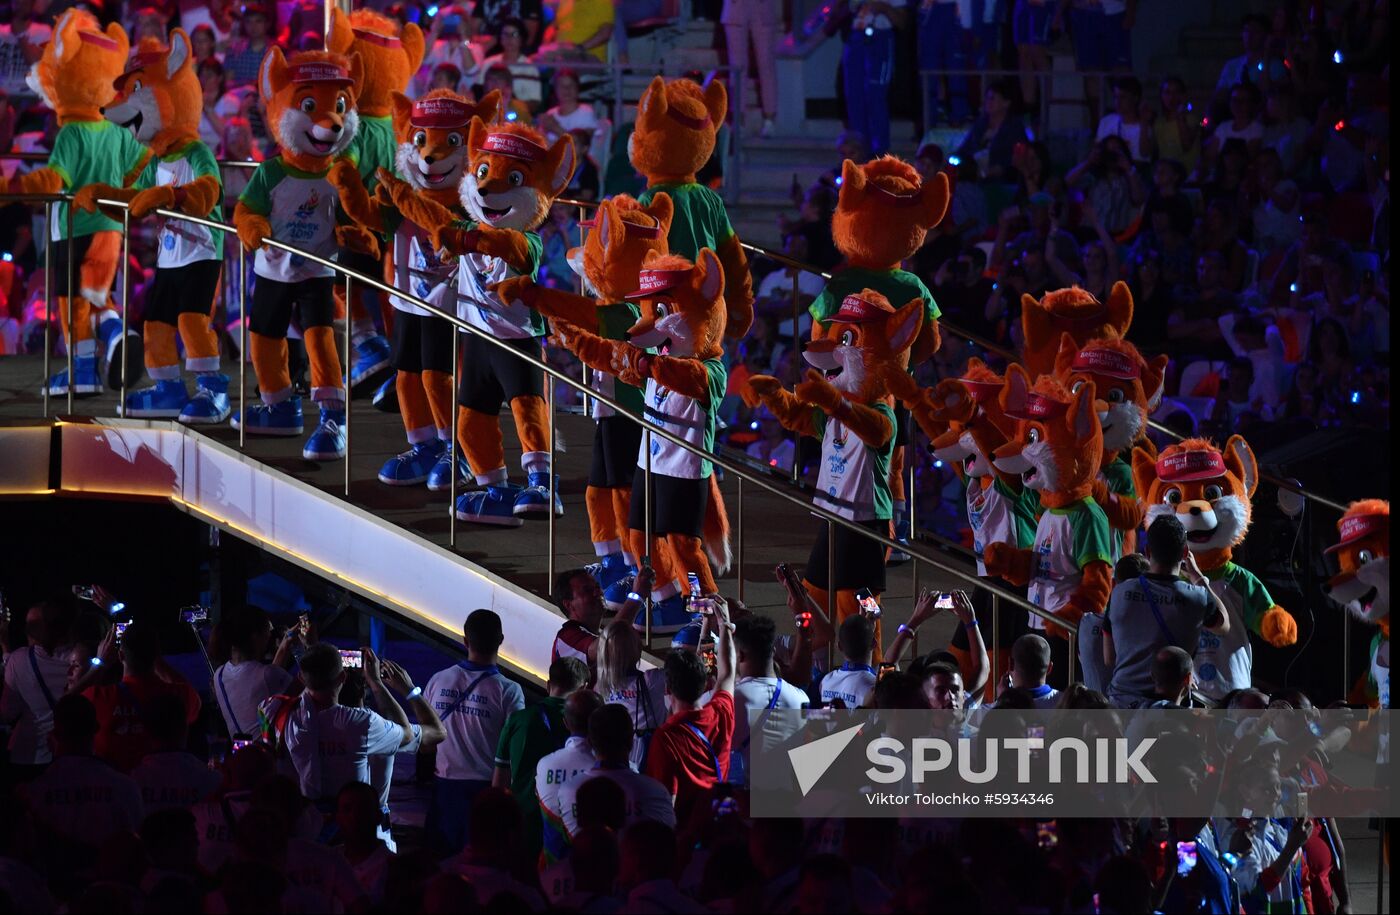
[475, 89, 501, 126]
[645, 192, 675, 237]
[596, 199, 621, 254]
[920, 171, 951, 230]
[346, 52, 365, 103]
[390, 90, 413, 129]
[401, 22, 426, 73]
[702, 78, 727, 127]
[327, 6, 353, 52]
[886, 297, 925, 356]
[1068, 379, 1099, 441]
[1144, 354, 1169, 411]
[1052, 332, 1079, 379]
[1105, 281, 1134, 338]
[693, 248, 725, 303]
[933, 378, 976, 423]
[1131, 445, 1159, 499]
[1000, 363, 1032, 417]
[260, 46, 288, 102]
[1223, 434, 1258, 498]
[837, 159, 865, 208]
[167, 28, 193, 78]
[636, 76, 668, 135]
[467, 115, 489, 155]
[545, 133, 577, 199]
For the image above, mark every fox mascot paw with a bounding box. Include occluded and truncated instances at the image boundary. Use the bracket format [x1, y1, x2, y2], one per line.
[491, 275, 537, 309]
[432, 225, 479, 256]
[983, 542, 1033, 587]
[742, 373, 784, 406]
[235, 212, 272, 253]
[1259, 606, 1299, 647]
[795, 369, 844, 413]
[336, 224, 382, 258]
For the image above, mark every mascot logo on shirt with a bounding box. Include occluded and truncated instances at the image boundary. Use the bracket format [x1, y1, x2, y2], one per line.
[1021, 282, 1134, 378]
[460, 117, 575, 232]
[1134, 437, 1255, 559]
[1325, 499, 1390, 626]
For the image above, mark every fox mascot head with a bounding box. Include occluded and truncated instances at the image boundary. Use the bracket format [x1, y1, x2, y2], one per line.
[993, 364, 1102, 508]
[629, 75, 726, 187]
[1325, 499, 1389, 631]
[326, 7, 424, 118]
[831, 157, 950, 364]
[260, 48, 363, 167]
[1021, 282, 1134, 378]
[624, 249, 726, 360]
[105, 30, 200, 155]
[1133, 436, 1256, 568]
[1053, 332, 1168, 462]
[28, 9, 129, 121]
[574, 194, 675, 301]
[924, 359, 1020, 485]
[801, 290, 925, 403]
[388, 89, 497, 203]
[461, 116, 575, 233]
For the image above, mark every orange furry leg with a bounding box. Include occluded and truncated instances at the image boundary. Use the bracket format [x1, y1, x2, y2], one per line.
[510, 395, 551, 476]
[177, 312, 220, 373]
[457, 406, 506, 484]
[422, 369, 454, 438]
[587, 486, 621, 551]
[666, 534, 715, 595]
[630, 528, 681, 599]
[302, 325, 344, 408]
[396, 370, 436, 443]
[143, 321, 179, 378]
[612, 487, 637, 565]
[249, 333, 292, 402]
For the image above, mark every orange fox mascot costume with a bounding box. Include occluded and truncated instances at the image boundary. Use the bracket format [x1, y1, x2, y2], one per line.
[74, 29, 229, 425]
[745, 289, 926, 658]
[231, 48, 363, 460]
[376, 116, 575, 525]
[985, 365, 1114, 684]
[1052, 331, 1168, 556]
[1020, 282, 1134, 378]
[11, 10, 150, 397]
[326, 7, 424, 393]
[1324, 500, 1389, 770]
[328, 89, 499, 489]
[549, 249, 732, 634]
[912, 360, 1041, 690]
[811, 156, 950, 556]
[494, 194, 674, 606]
[631, 76, 753, 340]
[1131, 437, 1300, 701]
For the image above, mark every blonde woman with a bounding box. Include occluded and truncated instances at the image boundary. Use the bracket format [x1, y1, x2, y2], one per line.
[595, 619, 667, 769]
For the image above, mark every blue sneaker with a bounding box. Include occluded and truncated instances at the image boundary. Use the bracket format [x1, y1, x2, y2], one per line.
[120, 377, 190, 418]
[632, 593, 692, 636]
[455, 483, 525, 527]
[513, 471, 564, 517]
[97, 316, 143, 390]
[179, 374, 232, 425]
[426, 441, 470, 492]
[348, 334, 392, 395]
[669, 618, 706, 648]
[371, 374, 399, 413]
[378, 439, 446, 486]
[43, 355, 103, 397]
[303, 408, 347, 460]
[888, 508, 912, 565]
[586, 553, 635, 592]
[231, 397, 304, 436]
[603, 573, 638, 613]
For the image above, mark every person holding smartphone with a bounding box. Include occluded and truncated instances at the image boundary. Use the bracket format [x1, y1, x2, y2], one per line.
[210, 606, 303, 743]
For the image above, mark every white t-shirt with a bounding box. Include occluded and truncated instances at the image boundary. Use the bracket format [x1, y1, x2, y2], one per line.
[22, 755, 144, 846]
[191, 789, 253, 874]
[812, 412, 884, 522]
[425, 663, 525, 781]
[392, 219, 457, 317]
[344, 844, 394, 905]
[558, 766, 677, 836]
[638, 377, 712, 480]
[2, 644, 71, 765]
[152, 147, 224, 267]
[1096, 114, 1150, 162]
[746, 438, 797, 474]
[281, 836, 366, 912]
[214, 659, 294, 738]
[730, 676, 809, 786]
[1210, 119, 1265, 149]
[242, 161, 341, 283]
[535, 735, 597, 828]
[967, 477, 1022, 577]
[132, 750, 223, 811]
[600, 668, 668, 768]
[1193, 580, 1253, 701]
[283, 695, 408, 801]
[820, 663, 878, 708]
[455, 247, 542, 339]
[473, 54, 543, 104]
[540, 103, 600, 145]
[369, 723, 422, 812]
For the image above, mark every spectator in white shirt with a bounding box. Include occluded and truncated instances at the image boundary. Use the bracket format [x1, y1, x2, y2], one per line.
[619, 819, 706, 914]
[1205, 82, 1265, 161]
[2, 598, 75, 772]
[424, 609, 526, 855]
[1095, 76, 1152, 164]
[728, 616, 809, 786]
[819, 614, 878, 708]
[211, 607, 299, 740]
[537, 688, 606, 862]
[283, 644, 429, 808]
[21, 694, 144, 851]
[559, 703, 676, 836]
[595, 619, 667, 767]
[536, 69, 600, 145]
[132, 693, 222, 812]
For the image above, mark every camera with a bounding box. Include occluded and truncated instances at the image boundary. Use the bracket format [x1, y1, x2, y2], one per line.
[338, 648, 365, 670]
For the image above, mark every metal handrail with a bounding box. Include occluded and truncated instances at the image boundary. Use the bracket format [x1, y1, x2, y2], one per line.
[5, 188, 1072, 643]
[552, 196, 1350, 514]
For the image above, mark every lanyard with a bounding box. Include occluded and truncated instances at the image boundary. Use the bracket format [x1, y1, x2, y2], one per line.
[217, 667, 245, 736]
[739, 681, 785, 753]
[440, 667, 499, 720]
[684, 722, 724, 781]
[28, 647, 57, 711]
[1138, 576, 1184, 650]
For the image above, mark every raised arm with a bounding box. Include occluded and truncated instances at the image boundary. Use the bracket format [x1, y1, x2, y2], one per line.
[793, 369, 893, 448]
[328, 158, 385, 234]
[742, 375, 820, 437]
[493, 276, 601, 331]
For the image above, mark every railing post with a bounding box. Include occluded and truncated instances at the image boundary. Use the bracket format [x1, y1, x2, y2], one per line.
[643, 429, 653, 650]
[238, 244, 247, 449]
[450, 328, 459, 549]
[827, 517, 835, 672]
[990, 592, 1000, 689]
[65, 204, 74, 415]
[579, 205, 590, 417]
[790, 271, 801, 486]
[42, 201, 51, 418]
[1066, 628, 1077, 685]
[119, 208, 130, 411]
[343, 274, 352, 497]
[736, 475, 744, 602]
[546, 364, 556, 595]
[1342, 606, 1351, 701]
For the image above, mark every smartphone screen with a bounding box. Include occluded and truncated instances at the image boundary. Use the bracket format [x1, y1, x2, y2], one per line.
[231, 737, 253, 752]
[856, 589, 880, 616]
[935, 592, 955, 610]
[338, 648, 364, 670]
[1036, 820, 1058, 849]
[180, 606, 209, 624]
[114, 622, 130, 645]
[1176, 841, 1198, 876]
[297, 613, 310, 636]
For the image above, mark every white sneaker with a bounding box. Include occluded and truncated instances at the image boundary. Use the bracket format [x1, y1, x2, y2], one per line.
[760, 117, 776, 138]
